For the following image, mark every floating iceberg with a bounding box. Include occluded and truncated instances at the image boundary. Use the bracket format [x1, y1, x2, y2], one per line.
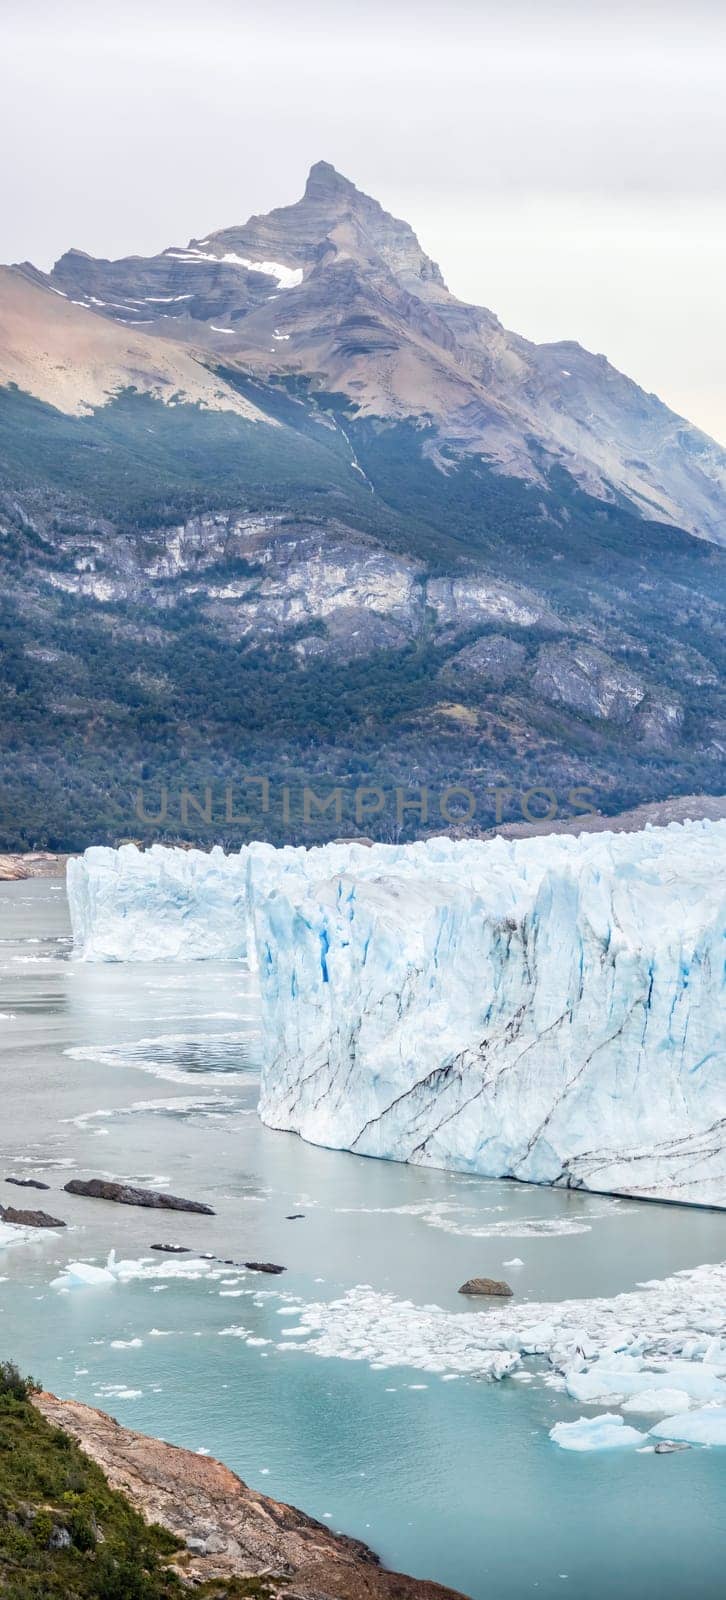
[649, 1406, 726, 1446]
[250, 821, 726, 1207]
[51, 1252, 120, 1290]
[67, 823, 726, 1207]
[550, 1413, 648, 1451]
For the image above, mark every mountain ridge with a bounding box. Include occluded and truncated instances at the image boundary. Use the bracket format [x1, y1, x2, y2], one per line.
[0, 165, 724, 852]
[12, 160, 726, 544]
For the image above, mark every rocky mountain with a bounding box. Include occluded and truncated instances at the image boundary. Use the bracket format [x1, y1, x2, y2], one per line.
[0, 164, 724, 851]
[19, 160, 726, 544]
[0, 265, 266, 420]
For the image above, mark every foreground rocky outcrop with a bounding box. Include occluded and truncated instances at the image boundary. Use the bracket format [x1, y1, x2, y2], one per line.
[33, 1392, 468, 1600]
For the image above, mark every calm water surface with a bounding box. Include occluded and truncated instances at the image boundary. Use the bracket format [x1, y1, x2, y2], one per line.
[0, 880, 724, 1599]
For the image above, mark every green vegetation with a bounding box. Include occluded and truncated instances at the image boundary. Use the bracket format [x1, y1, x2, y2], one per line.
[0, 1364, 276, 1599]
[0, 383, 724, 852]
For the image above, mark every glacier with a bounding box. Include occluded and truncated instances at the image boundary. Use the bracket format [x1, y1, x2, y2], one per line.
[67, 822, 726, 1206]
[249, 821, 726, 1207]
[67, 843, 250, 961]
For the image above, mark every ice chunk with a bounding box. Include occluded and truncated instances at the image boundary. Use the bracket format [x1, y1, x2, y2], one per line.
[51, 1260, 117, 1290]
[0, 1219, 45, 1248]
[279, 1260, 726, 1403]
[564, 1360, 725, 1407]
[650, 1406, 726, 1446]
[550, 1413, 648, 1451]
[622, 1389, 694, 1415]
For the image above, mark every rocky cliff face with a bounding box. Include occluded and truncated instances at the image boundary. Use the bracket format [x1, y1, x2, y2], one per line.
[19, 160, 726, 544]
[33, 1392, 467, 1600]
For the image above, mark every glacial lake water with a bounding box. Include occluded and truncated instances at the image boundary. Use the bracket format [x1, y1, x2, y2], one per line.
[0, 878, 725, 1599]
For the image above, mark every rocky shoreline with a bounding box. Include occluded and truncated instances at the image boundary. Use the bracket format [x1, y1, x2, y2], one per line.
[0, 851, 69, 880]
[33, 1392, 467, 1600]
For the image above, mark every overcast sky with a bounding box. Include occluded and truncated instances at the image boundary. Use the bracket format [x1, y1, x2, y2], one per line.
[2, 0, 725, 441]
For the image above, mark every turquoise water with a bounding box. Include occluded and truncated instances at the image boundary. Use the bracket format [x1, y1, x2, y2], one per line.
[0, 880, 725, 1599]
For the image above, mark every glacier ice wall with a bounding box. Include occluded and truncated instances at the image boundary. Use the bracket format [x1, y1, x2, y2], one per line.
[250, 822, 726, 1207]
[67, 843, 251, 961]
[66, 825, 726, 1206]
[66, 838, 401, 961]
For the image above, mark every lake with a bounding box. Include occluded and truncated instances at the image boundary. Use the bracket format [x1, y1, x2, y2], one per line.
[0, 878, 724, 1599]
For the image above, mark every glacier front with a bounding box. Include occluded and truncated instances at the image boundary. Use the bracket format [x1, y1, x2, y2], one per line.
[249, 822, 726, 1207]
[67, 843, 251, 961]
[67, 823, 726, 1206]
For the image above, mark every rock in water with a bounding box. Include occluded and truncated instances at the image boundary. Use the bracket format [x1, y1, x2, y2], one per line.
[458, 1278, 513, 1297]
[149, 1243, 192, 1253]
[64, 1179, 214, 1215]
[243, 1261, 286, 1275]
[0, 1205, 65, 1228]
[6, 1177, 50, 1190]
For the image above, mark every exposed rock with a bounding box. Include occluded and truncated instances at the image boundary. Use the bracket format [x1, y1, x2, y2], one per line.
[47, 1524, 72, 1550]
[150, 1243, 192, 1253]
[428, 575, 556, 633]
[6, 1176, 51, 1190]
[64, 1178, 214, 1214]
[32, 1391, 468, 1600]
[533, 642, 645, 724]
[0, 852, 69, 881]
[0, 856, 30, 881]
[441, 633, 527, 688]
[244, 1261, 286, 1275]
[458, 1278, 513, 1297]
[0, 1204, 65, 1228]
[632, 695, 685, 752]
[286, 1213, 305, 1220]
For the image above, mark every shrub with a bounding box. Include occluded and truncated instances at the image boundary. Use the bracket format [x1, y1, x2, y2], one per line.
[0, 1361, 37, 1401]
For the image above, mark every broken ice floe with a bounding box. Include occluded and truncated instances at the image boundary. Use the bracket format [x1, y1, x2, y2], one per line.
[550, 1413, 648, 1451]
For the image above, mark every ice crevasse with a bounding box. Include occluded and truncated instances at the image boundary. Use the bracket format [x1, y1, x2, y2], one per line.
[67, 822, 726, 1206]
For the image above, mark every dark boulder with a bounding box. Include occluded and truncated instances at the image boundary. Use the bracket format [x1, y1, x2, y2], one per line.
[64, 1179, 214, 1215]
[0, 1204, 65, 1228]
[458, 1277, 513, 1297]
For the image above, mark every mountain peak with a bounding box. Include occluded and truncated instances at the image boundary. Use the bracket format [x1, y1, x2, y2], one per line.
[303, 161, 358, 202]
